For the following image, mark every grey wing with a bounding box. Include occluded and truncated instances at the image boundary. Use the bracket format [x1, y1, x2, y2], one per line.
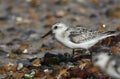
[68, 26, 101, 43]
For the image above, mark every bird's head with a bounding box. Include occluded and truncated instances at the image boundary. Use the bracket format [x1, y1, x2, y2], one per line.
[52, 22, 68, 34]
[42, 22, 68, 38]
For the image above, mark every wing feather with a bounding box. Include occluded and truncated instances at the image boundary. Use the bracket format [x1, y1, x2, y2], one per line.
[68, 26, 101, 43]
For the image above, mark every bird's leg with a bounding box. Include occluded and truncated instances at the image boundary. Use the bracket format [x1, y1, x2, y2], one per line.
[90, 51, 93, 62]
[86, 49, 93, 62]
[72, 49, 75, 58]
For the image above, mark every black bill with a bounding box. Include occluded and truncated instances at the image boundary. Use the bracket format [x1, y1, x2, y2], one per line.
[41, 30, 52, 38]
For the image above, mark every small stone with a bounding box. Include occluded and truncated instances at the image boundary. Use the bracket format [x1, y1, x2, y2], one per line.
[16, 17, 23, 22]
[12, 72, 24, 78]
[69, 17, 79, 23]
[2, 65, 17, 72]
[16, 17, 32, 25]
[30, 0, 41, 7]
[44, 69, 53, 74]
[61, 0, 68, 5]
[31, 59, 41, 67]
[0, 67, 6, 75]
[6, 27, 16, 32]
[55, 0, 68, 5]
[59, 69, 67, 75]
[11, 6, 24, 13]
[78, 60, 90, 70]
[9, 45, 27, 55]
[89, 14, 97, 18]
[24, 72, 35, 78]
[0, 16, 8, 21]
[117, 26, 120, 31]
[21, 67, 29, 72]
[19, 45, 28, 53]
[67, 62, 74, 69]
[0, 30, 4, 38]
[8, 62, 14, 66]
[106, 7, 120, 18]
[43, 52, 60, 65]
[92, 0, 99, 3]
[98, 24, 106, 32]
[45, 16, 57, 25]
[7, 52, 18, 58]
[44, 68, 53, 78]
[56, 10, 67, 17]
[35, 70, 45, 77]
[77, 0, 85, 3]
[23, 49, 28, 54]
[25, 30, 36, 36]
[17, 63, 23, 70]
[88, 66, 100, 73]
[82, 72, 99, 79]
[28, 8, 36, 14]
[111, 46, 119, 54]
[54, 42, 66, 49]
[26, 0, 32, 2]
[29, 15, 39, 20]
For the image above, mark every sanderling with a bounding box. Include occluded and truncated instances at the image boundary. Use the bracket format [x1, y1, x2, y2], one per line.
[93, 52, 120, 79]
[42, 22, 119, 57]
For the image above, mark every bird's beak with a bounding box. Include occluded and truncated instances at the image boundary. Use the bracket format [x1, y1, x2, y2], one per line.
[41, 30, 52, 38]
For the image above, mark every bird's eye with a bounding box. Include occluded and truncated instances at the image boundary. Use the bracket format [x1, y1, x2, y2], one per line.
[54, 26, 58, 29]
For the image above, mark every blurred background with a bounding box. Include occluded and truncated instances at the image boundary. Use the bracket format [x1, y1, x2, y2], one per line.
[0, 0, 120, 78]
[1, 0, 120, 63]
[0, 0, 120, 61]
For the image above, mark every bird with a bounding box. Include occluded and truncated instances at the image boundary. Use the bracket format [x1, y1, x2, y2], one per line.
[93, 52, 120, 79]
[42, 22, 119, 57]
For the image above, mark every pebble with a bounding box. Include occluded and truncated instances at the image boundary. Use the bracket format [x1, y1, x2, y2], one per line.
[106, 7, 120, 18]
[16, 17, 32, 25]
[12, 72, 24, 78]
[17, 63, 23, 70]
[30, 58, 41, 67]
[98, 24, 106, 32]
[0, 16, 8, 21]
[30, 0, 41, 7]
[23, 49, 28, 53]
[28, 8, 36, 14]
[6, 27, 16, 32]
[55, 0, 68, 5]
[0, 31, 4, 38]
[29, 15, 39, 20]
[56, 10, 67, 17]
[117, 26, 120, 31]
[24, 72, 35, 78]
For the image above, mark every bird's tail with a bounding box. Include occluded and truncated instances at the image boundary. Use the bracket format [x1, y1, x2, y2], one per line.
[103, 31, 119, 37]
[98, 31, 119, 40]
